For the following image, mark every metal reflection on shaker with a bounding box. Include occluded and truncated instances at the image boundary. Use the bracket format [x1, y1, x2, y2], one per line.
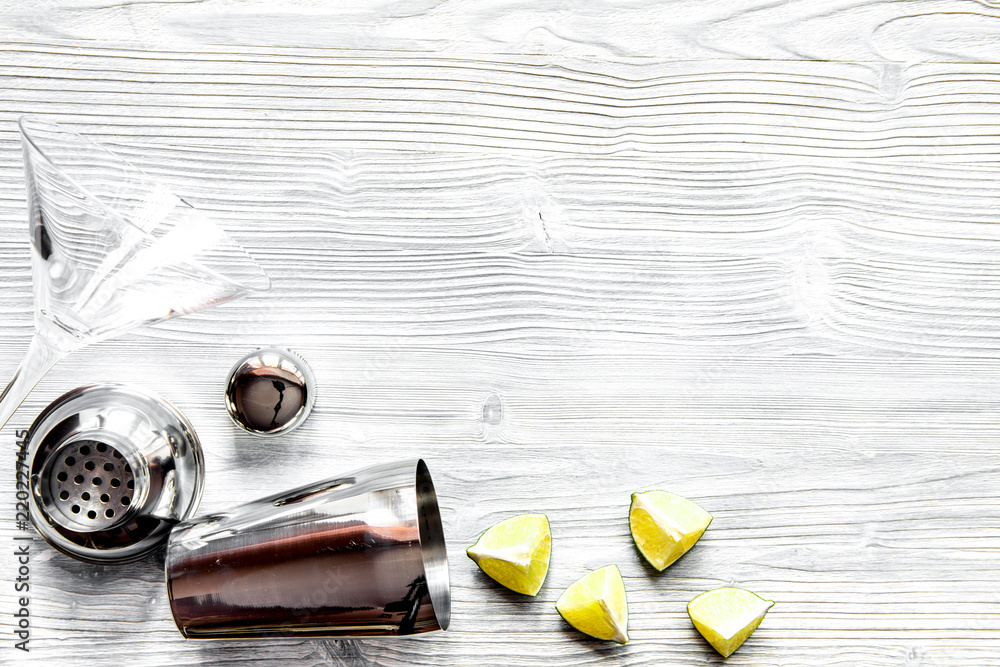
[165, 459, 451, 638]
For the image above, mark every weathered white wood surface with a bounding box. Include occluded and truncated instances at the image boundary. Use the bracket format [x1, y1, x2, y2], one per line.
[2, 1, 1000, 665]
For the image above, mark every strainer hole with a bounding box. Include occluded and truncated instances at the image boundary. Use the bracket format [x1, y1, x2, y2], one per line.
[73, 474, 84, 485]
[110, 478, 121, 488]
[87, 510, 96, 520]
[64, 456, 75, 467]
[57, 471, 67, 482]
[105, 509, 115, 519]
[81, 492, 90, 501]
[100, 493, 110, 503]
[59, 490, 69, 501]
[121, 496, 131, 506]
[103, 462, 114, 472]
[126, 480, 134, 490]
[92, 477, 103, 486]
[124, 464, 131, 473]
[113, 450, 121, 458]
[84, 460, 95, 471]
[79, 445, 90, 455]
[96, 443, 107, 452]
[70, 505, 80, 514]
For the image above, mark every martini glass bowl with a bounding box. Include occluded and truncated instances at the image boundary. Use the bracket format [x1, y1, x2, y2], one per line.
[0, 117, 271, 429]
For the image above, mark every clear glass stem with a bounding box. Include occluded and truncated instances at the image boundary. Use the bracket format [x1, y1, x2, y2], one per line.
[0, 331, 67, 431]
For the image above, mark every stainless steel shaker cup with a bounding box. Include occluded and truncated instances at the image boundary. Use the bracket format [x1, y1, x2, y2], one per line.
[165, 459, 450, 638]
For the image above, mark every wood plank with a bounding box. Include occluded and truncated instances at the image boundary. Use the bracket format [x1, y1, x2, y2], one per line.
[3, 144, 999, 357]
[3, 420, 999, 665]
[2, 0, 1000, 63]
[0, 49, 999, 159]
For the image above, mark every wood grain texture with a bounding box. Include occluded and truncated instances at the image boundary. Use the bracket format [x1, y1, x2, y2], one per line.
[1, 46, 1000, 160]
[2, 0, 1000, 62]
[4, 144, 1000, 356]
[1, 0, 1000, 665]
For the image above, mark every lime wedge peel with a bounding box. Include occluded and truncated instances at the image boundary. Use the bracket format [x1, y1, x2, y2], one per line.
[687, 587, 774, 657]
[629, 490, 713, 571]
[555, 564, 630, 644]
[467, 513, 551, 596]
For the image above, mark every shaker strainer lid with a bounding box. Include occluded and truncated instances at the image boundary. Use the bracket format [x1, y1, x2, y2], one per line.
[26, 384, 204, 565]
[40, 438, 137, 532]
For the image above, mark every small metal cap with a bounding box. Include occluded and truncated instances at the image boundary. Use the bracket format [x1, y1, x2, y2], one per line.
[224, 347, 315, 436]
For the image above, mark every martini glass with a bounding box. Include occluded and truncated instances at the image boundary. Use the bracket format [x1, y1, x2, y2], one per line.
[0, 117, 271, 430]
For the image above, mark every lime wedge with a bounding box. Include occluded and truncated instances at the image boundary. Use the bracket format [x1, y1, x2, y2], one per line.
[467, 513, 551, 596]
[555, 565, 629, 644]
[629, 490, 712, 571]
[687, 587, 774, 657]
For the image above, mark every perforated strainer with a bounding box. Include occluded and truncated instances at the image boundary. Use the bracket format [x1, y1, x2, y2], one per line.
[26, 384, 203, 564]
[42, 439, 136, 531]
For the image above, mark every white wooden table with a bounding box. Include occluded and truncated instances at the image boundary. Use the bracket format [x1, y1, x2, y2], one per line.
[2, 1, 1000, 665]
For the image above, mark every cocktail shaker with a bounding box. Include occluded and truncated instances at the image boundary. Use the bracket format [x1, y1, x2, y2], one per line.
[165, 459, 451, 638]
[25, 384, 204, 564]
